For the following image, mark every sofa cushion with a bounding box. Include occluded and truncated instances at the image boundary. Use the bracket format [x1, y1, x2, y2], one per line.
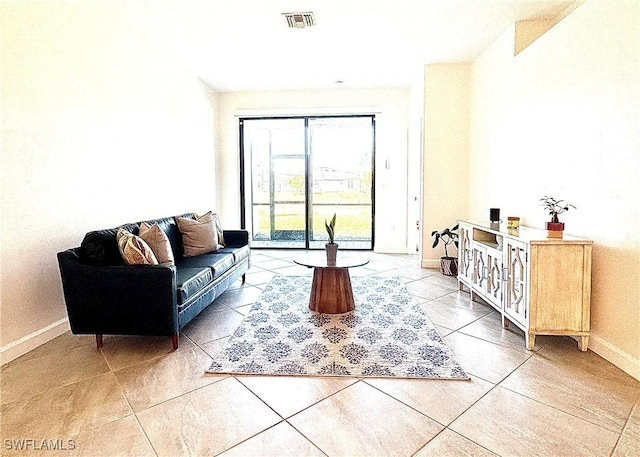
[139, 222, 175, 265]
[176, 267, 213, 306]
[176, 212, 219, 256]
[177, 253, 235, 279]
[216, 245, 250, 264]
[116, 229, 158, 265]
[81, 222, 139, 265]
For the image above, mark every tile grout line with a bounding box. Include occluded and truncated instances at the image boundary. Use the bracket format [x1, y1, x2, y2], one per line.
[111, 372, 160, 457]
[283, 419, 331, 457]
[609, 399, 639, 456]
[363, 378, 504, 456]
[410, 427, 499, 457]
[495, 352, 634, 438]
[221, 375, 357, 456]
[235, 375, 360, 422]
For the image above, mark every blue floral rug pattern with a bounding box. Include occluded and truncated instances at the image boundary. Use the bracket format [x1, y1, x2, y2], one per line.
[207, 276, 468, 379]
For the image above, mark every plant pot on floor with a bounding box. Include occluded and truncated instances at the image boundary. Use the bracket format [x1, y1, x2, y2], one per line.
[325, 243, 338, 265]
[440, 256, 458, 276]
[431, 224, 459, 276]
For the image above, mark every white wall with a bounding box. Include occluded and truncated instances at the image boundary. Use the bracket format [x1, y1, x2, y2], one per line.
[215, 88, 414, 253]
[1, 2, 218, 362]
[421, 64, 471, 268]
[469, 0, 639, 378]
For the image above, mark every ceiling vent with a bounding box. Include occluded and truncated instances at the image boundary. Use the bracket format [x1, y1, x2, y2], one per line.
[283, 12, 316, 28]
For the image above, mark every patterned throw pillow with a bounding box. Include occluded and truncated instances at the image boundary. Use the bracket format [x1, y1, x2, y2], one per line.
[176, 212, 219, 256]
[116, 229, 158, 265]
[139, 222, 175, 265]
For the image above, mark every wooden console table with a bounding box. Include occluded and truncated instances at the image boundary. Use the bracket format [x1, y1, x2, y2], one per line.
[458, 220, 592, 351]
[294, 253, 369, 314]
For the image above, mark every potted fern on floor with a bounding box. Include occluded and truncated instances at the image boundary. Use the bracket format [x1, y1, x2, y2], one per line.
[431, 224, 459, 276]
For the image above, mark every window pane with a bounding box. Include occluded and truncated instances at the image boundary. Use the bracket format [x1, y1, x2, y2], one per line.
[252, 205, 271, 241]
[309, 117, 373, 249]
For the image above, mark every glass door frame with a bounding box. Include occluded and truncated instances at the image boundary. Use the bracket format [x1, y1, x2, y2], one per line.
[239, 114, 376, 250]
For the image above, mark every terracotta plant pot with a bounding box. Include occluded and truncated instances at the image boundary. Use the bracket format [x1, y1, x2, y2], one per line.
[546, 222, 565, 238]
[440, 257, 458, 276]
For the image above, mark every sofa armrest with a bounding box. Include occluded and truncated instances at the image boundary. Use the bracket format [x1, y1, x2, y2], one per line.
[57, 249, 178, 336]
[223, 230, 249, 247]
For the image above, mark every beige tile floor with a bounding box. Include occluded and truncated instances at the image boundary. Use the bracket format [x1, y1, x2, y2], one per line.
[1, 250, 638, 457]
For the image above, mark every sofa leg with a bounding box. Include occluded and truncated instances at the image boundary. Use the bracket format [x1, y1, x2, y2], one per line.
[96, 334, 103, 349]
[242, 273, 246, 283]
[172, 332, 179, 350]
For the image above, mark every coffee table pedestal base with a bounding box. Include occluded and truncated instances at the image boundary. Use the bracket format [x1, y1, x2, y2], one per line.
[309, 268, 355, 314]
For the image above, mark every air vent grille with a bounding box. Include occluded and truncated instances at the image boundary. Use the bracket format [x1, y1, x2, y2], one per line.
[283, 12, 316, 28]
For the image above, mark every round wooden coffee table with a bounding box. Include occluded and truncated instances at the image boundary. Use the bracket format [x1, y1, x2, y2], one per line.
[294, 253, 369, 314]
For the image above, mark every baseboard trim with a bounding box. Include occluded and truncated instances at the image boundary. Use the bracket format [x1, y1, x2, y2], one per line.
[588, 334, 640, 381]
[0, 318, 70, 366]
[421, 259, 441, 269]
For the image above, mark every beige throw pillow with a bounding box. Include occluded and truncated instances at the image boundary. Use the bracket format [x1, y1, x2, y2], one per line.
[212, 213, 225, 247]
[116, 229, 158, 265]
[139, 222, 175, 265]
[176, 212, 219, 256]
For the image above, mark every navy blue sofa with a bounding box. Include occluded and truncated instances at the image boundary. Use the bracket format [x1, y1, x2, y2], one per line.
[57, 213, 250, 350]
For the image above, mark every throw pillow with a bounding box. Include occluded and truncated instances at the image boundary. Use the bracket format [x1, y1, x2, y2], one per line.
[176, 212, 219, 256]
[139, 222, 175, 265]
[212, 213, 226, 247]
[116, 229, 158, 265]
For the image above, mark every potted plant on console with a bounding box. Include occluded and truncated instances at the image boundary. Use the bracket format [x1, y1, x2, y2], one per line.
[540, 195, 576, 238]
[325, 213, 338, 265]
[431, 224, 459, 276]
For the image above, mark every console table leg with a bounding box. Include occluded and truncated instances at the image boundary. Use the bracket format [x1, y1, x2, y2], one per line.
[578, 335, 589, 352]
[172, 332, 179, 350]
[95, 334, 103, 349]
[526, 333, 536, 350]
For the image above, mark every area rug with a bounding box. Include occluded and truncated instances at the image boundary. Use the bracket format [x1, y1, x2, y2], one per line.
[207, 275, 468, 379]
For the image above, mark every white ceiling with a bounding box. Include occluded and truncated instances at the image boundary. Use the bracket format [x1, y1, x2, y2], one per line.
[149, 0, 574, 92]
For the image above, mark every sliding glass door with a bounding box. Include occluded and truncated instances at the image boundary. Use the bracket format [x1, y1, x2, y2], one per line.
[243, 118, 306, 246]
[307, 117, 374, 248]
[240, 116, 374, 249]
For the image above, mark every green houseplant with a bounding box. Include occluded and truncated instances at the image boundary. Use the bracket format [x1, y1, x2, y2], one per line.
[540, 196, 576, 237]
[325, 213, 338, 264]
[431, 224, 459, 276]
